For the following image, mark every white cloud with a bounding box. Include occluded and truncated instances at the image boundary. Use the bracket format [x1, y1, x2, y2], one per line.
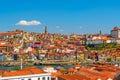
[60, 29, 64, 32]
[79, 26, 83, 29]
[56, 26, 60, 29]
[16, 20, 41, 26]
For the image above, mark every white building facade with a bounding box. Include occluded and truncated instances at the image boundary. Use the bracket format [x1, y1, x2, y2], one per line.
[1, 74, 51, 80]
[0, 67, 51, 80]
[111, 27, 120, 38]
[86, 35, 111, 44]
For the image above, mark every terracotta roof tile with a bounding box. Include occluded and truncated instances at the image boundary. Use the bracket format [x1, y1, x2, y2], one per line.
[2, 67, 46, 77]
[58, 74, 90, 80]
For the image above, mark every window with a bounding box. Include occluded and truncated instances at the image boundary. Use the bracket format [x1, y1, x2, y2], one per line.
[48, 77, 50, 80]
[38, 78, 40, 80]
[42, 77, 45, 80]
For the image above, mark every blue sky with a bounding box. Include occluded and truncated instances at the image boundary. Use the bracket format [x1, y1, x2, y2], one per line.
[0, 0, 120, 34]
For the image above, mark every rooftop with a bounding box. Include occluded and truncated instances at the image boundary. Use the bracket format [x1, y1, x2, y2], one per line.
[2, 67, 46, 77]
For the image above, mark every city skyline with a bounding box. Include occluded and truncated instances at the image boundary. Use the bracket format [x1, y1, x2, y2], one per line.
[0, 0, 120, 34]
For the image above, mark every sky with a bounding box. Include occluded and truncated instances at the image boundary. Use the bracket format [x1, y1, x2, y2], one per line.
[0, 0, 120, 34]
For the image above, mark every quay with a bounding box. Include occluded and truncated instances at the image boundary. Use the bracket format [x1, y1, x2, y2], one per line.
[0, 60, 77, 66]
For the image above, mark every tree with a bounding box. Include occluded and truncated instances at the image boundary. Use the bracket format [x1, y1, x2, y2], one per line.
[60, 68, 67, 75]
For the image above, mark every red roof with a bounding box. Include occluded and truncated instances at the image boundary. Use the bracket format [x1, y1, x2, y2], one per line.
[2, 67, 46, 77]
[111, 27, 120, 31]
[58, 74, 90, 80]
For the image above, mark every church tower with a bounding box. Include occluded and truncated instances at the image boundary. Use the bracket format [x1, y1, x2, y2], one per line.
[45, 26, 48, 34]
[99, 30, 102, 35]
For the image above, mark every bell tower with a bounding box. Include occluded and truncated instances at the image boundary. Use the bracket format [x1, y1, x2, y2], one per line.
[45, 26, 48, 34]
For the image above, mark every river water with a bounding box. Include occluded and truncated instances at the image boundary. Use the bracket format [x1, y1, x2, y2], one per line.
[0, 64, 75, 70]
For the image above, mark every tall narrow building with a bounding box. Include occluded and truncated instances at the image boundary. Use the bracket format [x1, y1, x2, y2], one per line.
[45, 26, 48, 34]
[99, 30, 102, 35]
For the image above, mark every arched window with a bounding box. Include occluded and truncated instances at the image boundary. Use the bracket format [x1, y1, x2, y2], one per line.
[28, 79, 31, 80]
[42, 77, 45, 80]
[38, 78, 40, 80]
[48, 77, 50, 80]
